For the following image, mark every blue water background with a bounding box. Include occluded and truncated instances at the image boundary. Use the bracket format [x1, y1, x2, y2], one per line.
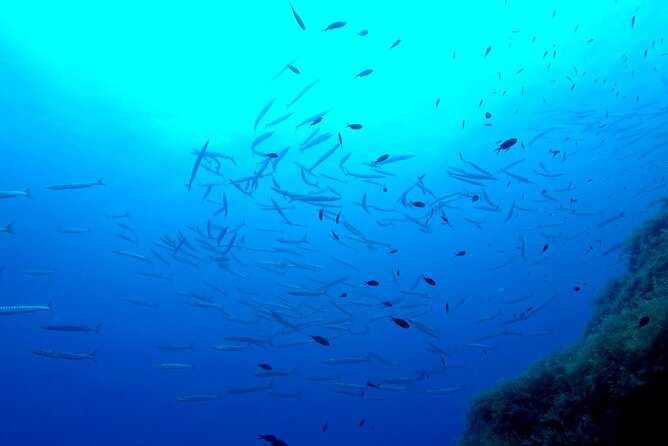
[1, 1, 667, 445]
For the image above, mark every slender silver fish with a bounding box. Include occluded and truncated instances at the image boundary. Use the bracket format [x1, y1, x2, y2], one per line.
[47, 178, 104, 190]
[187, 140, 210, 192]
[0, 303, 51, 315]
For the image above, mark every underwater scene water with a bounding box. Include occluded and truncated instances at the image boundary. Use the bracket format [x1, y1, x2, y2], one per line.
[1, 1, 667, 445]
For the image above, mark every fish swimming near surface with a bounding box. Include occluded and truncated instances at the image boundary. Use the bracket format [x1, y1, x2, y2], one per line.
[323, 21, 346, 31]
[289, 3, 306, 30]
[286, 79, 320, 109]
[254, 98, 275, 132]
[187, 139, 210, 191]
[494, 138, 518, 153]
[355, 69, 373, 78]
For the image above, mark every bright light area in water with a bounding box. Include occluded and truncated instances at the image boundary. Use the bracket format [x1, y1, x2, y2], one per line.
[1, 0, 662, 158]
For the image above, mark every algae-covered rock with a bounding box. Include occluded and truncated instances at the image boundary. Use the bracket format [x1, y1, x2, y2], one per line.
[458, 201, 668, 446]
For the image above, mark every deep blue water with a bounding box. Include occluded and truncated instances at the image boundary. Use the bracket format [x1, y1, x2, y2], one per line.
[1, 1, 667, 445]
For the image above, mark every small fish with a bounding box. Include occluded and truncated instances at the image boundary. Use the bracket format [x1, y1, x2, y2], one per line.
[373, 154, 390, 164]
[366, 381, 380, 388]
[485, 112, 492, 119]
[471, 195, 480, 202]
[346, 123, 363, 130]
[335, 212, 340, 224]
[323, 422, 328, 432]
[542, 244, 549, 253]
[631, 16, 635, 29]
[410, 201, 426, 208]
[323, 21, 346, 31]
[339, 293, 347, 298]
[390, 39, 401, 49]
[421, 275, 436, 286]
[262, 152, 279, 158]
[358, 30, 368, 36]
[355, 69, 373, 78]
[435, 98, 441, 108]
[455, 250, 467, 257]
[389, 248, 398, 254]
[389, 317, 410, 329]
[258, 363, 273, 371]
[310, 335, 330, 346]
[573, 286, 581, 292]
[365, 280, 379, 287]
[287, 64, 301, 74]
[331, 230, 339, 240]
[318, 208, 324, 221]
[638, 316, 649, 328]
[359, 419, 366, 427]
[484, 45, 492, 57]
[382, 302, 393, 307]
[311, 116, 323, 126]
[290, 3, 306, 30]
[338, 132, 342, 146]
[494, 138, 518, 153]
[445, 302, 450, 313]
[258, 434, 287, 446]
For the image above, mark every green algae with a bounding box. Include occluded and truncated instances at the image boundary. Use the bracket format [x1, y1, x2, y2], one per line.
[458, 201, 668, 446]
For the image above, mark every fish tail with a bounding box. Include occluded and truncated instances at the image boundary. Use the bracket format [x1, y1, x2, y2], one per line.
[47, 301, 54, 315]
[24, 188, 33, 199]
[94, 323, 102, 335]
[89, 350, 97, 362]
[5, 221, 15, 234]
[97, 177, 105, 185]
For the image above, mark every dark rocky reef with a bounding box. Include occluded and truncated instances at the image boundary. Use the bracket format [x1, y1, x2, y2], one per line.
[458, 201, 668, 446]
